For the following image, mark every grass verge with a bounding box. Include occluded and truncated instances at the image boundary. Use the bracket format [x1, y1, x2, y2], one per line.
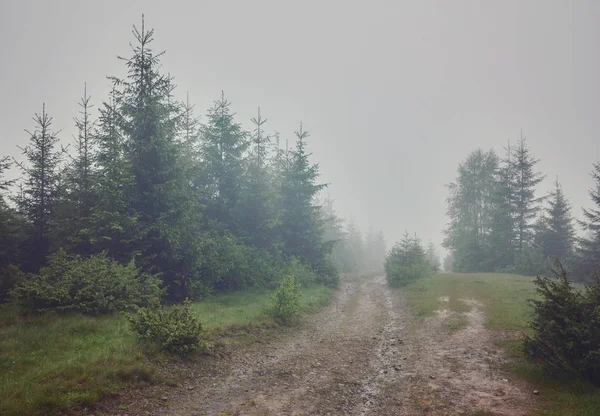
[0, 284, 334, 416]
[402, 272, 600, 416]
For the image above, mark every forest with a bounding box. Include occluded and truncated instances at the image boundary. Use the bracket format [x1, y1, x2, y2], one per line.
[0, 18, 386, 309]
[443, 136, 600, 282]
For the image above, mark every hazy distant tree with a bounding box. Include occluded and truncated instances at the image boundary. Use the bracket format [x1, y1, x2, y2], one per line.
[578, 162, 600, 279]
[443, 149, 498, 272]
[511, 135, 545, 254]
[537, 180, 575, 262]
[487, 143, 517, 270]
[345, 218, 363, 271]
[15, 104, 63, 269]
[443, 251, 455, 272]
[426, 241, 441, 271]
[373, 230, 387, 270]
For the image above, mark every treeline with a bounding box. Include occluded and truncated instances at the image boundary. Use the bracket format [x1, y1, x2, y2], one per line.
[443, 135, 600, 281]
[0, 18, 385, 305]
[327, 214, 387, 273]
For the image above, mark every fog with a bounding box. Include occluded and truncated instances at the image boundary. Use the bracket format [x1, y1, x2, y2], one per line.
[1, 0, 599, 252]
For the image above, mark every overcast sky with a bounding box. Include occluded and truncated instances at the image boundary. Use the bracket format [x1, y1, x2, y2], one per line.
[1, 0, 599, 255]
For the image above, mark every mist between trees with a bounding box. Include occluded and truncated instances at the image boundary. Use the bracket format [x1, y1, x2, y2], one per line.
[443, 134, 600, 282]
[0, 17, 387, 305]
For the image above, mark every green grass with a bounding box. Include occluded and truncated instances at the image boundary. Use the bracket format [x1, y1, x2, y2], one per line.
[192, 284, 333, 331]
[402, 272, 600, 415]
[0, 284, 334, 416]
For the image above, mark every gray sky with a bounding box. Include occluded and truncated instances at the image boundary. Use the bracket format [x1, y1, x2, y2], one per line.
[1, 0, 599, 255]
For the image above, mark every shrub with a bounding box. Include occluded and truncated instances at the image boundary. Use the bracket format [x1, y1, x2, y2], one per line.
[11, 249, 162, 314]
[386, 263, 430, 287]
[523, 262, 600, 382]
[268, 274, 302, 323]
[128, 299, 205, 355]
[283, 257, 316, 287]
[385, 233, 431, 287]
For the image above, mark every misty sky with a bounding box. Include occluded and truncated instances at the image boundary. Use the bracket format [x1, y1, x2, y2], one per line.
[1, 0, 599, 256]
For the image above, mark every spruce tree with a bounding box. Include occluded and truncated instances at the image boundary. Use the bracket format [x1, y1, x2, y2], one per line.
[238, 107, 277, 247]
[201, 91, 249, 231]
[539, 179, 575, 262]
[279, 124, 332, 281]
[345, 218, 363, 271]
[0, 157, 25, 272]
[511, 135, 545, 254]
[426, 241, 441, 271]
[487, 143, 517, 270]
[113, 17, 202, 298]
[579, 162, 600, 278]
[15, 104, 63, 269]
[57, 84, 98, 254]
[89, 84, 139, 262]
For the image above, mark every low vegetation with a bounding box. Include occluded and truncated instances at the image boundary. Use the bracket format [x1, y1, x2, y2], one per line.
[524, 263, 600, 383]
[10, 250, 162, 314]
[0, 283, 333, 416]
[267, 275, 303, 323]
[385, 232, 436, 287]
[128, 299, 205, 355]
[402, 272, 600, 415]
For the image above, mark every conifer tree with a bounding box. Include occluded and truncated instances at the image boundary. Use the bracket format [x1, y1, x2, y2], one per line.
[539, 179, 575, 262]
[487, 143, 517, 270]
[238, 107, 277, 247]
[113, 17, 204, 298]
[89, 84, 139, 262]
[201, 91, 249, 231]
[15, 104, 63, 269]
[57, 84, 98, 254]
[426, 241, 441, 271]
[579, 162, 600, 278]
[511, 135, 545, 254]
[345, 218, 363, 271]
[0, 157, 25, 272]
[279, 124, 333, 281]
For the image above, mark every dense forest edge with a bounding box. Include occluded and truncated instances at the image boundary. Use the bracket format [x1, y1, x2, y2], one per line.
[0, 17, 387, 415]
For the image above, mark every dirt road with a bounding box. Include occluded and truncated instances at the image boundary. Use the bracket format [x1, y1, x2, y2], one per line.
[104, 275, 535, 416]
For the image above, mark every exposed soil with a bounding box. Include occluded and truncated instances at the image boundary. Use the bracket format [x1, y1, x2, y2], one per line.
[96, 275, 538, 416]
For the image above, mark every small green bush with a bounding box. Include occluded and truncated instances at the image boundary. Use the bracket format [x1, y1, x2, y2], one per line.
[385, 233, 431, 287]
[127, 300, 204, 355]
[11, 249, 162, 314]
[283, 257, 316, 287]
[386, 263, 430, 287]
[523, 262, 600, 382]
[268, 274, 302, 323]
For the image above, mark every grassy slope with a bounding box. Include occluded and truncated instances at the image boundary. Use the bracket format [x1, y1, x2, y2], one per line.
[403, 272, 600, 416]
[0, 284, 334, 416]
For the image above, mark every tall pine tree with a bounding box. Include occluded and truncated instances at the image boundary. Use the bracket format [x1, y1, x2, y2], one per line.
[15, 104, 63, 269]
[538, 179, 575, 262]
[511, 135, 545, 254]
